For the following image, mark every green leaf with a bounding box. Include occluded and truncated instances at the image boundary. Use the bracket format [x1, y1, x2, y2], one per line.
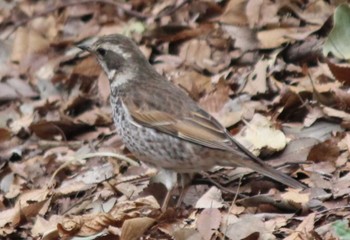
[123, 21, 146, 37]
[323, 4, 350, 59]
[332, 220, 350, 239]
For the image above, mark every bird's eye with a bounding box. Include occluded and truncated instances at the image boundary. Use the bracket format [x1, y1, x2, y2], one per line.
[97, 48, 106, 56]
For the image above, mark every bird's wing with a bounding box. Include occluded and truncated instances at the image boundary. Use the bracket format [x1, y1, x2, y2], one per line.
[121, 95, 235, 151]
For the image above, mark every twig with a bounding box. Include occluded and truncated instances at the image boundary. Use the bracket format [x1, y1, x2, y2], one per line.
[38, 140, 82, 150]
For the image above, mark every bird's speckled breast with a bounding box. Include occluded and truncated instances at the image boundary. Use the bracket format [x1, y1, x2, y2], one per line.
[109, 96, 220, 172]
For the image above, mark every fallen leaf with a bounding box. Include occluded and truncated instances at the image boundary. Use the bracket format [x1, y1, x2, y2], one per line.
[237, 114, 288, 156]
[323, 4, 350, 59]
[219, 0, 248, 25]
[196, 208, 221, 240]
[121, 217, 155, 240]
[223, 215, 274, 240]
[11, 27, 49, 64]
[258, 25, 321, 49]
[58, 213, 118, 238]
[284, 213, 316, 240]
[195, 186, 224, 209]
[0, 128, 11, 143]
[242, 59, 268, 95]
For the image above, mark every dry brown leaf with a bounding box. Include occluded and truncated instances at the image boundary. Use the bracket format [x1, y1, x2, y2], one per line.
[332, 172, 350, 198]
[0, 188, 52, 230]
[75, 108, 112, 126]
[11, 27, 49, 64]
[220, 0, 248, 25]
[221, 25, 259, 51]
[173, 228, 202, 240]
[6, 78, 38, 98]
[281, 189, 310, 206]
[109, 196, 160, 220]
[0, 128, 11, 143]
[229, 204, 245, 215]
[283, 121, 343, 141]
[31, 215, 61, 238]
[303, 107, 325, 127]
[326, 60, 350, 85]
[222, 215, 274, 240]
[199, 80, 243, 128]
[246, 0, 280, 28]
[153, 54, 184, 73]
[307, 139, 340, 164]
[29, 119, 93, 140]
[72, 56, 101, 77]
[0, 208, 21, 229]
[61, 93, 92, 115]
[58, 213, 118, 238]
[9, 113, 33, 135]
[179, 39, 212, 71]
[64, 3, 96, 17]
[0, 83, 18, 102]
[146, 24, 214, 42]
[173, 70, 213, 100]
[65, 162, 115, 185]
[0, 78, 38, 102]
[195, 186, 224, 209]
[121, 217, 155, 240]
[257, 26, 321, 49]
[242, 59, 268, 95]
[55, 182, 95, 197]
[287, 1, 333, 25]
[268, 138, 319, 167]
[284, 213, 316, 240]
[245, 0, 264, 28]
[30, 16, 58, 40]
[196, 208, 221, 240]
[322, 106, 350, 121]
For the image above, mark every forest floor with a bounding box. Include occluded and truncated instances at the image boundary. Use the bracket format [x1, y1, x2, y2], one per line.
[0, 0, 349, 239]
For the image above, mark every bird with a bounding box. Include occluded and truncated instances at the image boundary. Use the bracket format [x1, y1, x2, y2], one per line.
[77, 34, 304, 207]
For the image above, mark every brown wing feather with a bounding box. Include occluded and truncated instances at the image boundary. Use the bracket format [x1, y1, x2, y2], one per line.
[124, 98, 233, 151]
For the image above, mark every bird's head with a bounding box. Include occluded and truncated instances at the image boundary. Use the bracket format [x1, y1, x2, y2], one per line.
[77, 34, 151, 88]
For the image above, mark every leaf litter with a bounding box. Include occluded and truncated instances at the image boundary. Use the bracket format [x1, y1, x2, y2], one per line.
[0, 0, 350, 239]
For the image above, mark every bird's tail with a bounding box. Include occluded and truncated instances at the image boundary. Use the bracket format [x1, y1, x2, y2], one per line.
[222, 140, 305, 189]
[228, 156, 305, 189]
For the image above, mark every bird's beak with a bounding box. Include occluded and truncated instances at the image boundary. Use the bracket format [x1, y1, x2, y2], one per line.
[76, 37, 98, 52]
[76, 42, 92, 52]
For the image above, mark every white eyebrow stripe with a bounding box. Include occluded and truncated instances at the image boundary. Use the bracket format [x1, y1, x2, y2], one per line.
[99, 43, 131, 58]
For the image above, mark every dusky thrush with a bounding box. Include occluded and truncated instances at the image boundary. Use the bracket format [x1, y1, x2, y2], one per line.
[78, 34, 304, 205]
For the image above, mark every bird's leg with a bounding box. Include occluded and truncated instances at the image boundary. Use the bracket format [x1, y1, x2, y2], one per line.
[151, 169, 178, 211]
[162, 187, 175, 211]
[176, 173, 193, 208]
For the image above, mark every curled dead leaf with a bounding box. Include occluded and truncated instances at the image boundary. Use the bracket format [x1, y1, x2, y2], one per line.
[58, 213, 118, 238]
